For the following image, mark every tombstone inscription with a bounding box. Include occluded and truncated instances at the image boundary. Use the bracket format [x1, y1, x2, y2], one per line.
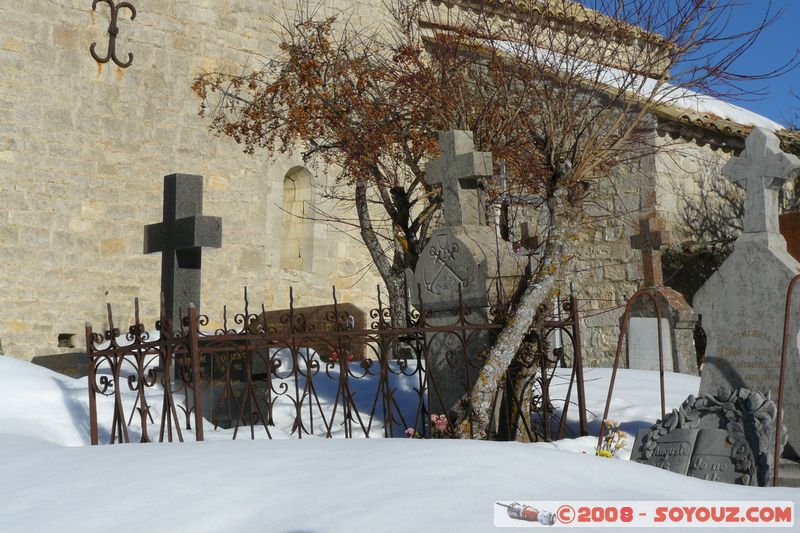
[143, 173, 222, 328]
[693, 127, 800, 458]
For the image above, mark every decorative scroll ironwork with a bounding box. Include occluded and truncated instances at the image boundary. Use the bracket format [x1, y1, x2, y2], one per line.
[86, 285, 586, 445]
[90, 0, 136, 68]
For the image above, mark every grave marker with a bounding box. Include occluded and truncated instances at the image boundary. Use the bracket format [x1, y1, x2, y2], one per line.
[693, 127, 800, 458]
[626, 213, 697, 374]
[409, 131, 523, 418]
[631, 388, 783, 486]
[144, 173, 222, 328]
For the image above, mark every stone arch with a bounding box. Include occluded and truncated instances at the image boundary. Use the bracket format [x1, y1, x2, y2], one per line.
[280, 166, 315, 271]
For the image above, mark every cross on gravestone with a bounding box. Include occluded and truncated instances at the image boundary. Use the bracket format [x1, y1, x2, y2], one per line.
[629, 213, 670, 287]
[724, 127, 800, 234]
[143, 174, 222, 328]
[519, 222, 540, 252]
[425, 130, 493, 227]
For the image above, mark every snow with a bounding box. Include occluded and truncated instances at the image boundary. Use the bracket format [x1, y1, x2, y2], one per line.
[0, 355, 797, 532]
[496, 41, 784, 131]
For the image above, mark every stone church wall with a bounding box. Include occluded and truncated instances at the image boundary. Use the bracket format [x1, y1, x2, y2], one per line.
[0, 0, 743, 368]
[0, 0, 386, 359]
[556, 132, 735, 367]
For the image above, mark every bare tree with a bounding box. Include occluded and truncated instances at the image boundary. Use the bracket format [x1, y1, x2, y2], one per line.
[193, 0, 794, 437]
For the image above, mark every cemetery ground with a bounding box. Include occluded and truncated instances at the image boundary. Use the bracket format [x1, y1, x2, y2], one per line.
[0, 356, 797, 532]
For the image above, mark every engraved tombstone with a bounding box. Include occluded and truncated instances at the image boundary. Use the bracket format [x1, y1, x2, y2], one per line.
[408, 131, 523, 419]
[693, 127, 800, 458]
[631, 388, 783, 486]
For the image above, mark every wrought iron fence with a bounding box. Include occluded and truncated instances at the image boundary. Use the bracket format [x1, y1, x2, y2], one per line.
[86, 286, 587, 445]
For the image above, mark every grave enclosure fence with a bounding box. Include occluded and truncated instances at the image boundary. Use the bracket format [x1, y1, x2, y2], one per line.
[85, 287, 587, 445]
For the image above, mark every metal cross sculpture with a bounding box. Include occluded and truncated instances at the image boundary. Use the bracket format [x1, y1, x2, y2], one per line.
[629, 213, 671, 287]
[425, 130, 493, 227]
[90, 0, 137, 68]
[144, 174, 222, 328]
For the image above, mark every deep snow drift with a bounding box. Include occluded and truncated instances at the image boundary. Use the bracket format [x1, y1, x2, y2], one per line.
[0, 356, 797, 532]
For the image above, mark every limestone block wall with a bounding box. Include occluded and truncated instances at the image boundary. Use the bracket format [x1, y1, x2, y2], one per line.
[551, 134, 735, 367]
[654, 134, 739, 245]
[0, 0, 386, 359]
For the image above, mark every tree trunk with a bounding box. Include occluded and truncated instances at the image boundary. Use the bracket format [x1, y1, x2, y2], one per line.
[457, 193, 579, 438]
[385, 270, 411, 328]
[354, 180, 412, 329]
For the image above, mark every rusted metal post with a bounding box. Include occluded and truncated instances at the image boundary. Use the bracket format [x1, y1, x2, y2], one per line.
[775, 274, 800, 486]
[655, 302, 666, 419]
[570, 291, 588, 436]
[598, 289, 666, 447]
[187, 304, 204, 441]
[86, 322, 99, 446]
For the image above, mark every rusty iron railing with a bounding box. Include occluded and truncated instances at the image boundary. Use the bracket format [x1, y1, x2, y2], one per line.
[86, 285, 587, 445]
[597, 288, 668, 447]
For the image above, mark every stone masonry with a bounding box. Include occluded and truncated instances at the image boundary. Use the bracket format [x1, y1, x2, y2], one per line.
[0, 0, 387, 359]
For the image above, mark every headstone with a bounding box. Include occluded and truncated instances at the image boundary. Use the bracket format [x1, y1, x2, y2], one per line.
[627, 213, 698, 374]
[194, 303, 368, 429]
[409, 131, 524, 418]
[143, 174, 222, 329]
[631, 388, 784, 486]
[249, 302, 367, 361]
[694, 127, 800, 458]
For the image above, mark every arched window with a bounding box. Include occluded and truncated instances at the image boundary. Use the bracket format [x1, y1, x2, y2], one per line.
[280, 167, 314, 270]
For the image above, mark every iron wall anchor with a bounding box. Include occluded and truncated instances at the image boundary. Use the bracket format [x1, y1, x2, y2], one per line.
[90, 0, 136, 68]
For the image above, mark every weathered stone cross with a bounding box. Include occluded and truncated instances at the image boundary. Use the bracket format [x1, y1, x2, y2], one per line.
[630, 213, 670, 287]
[724, 127, 800, 234]
[144, 174, 222, 327]
[425, 130, 493, 227]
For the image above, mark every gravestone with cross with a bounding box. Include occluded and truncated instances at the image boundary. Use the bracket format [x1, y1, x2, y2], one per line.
[694, 127, 800, 460]
[144, 173, 222, 329]
[408, 131, 524, 421]
[626, 213, 698, 375]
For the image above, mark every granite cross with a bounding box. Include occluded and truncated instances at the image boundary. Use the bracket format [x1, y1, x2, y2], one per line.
[724, 127, 800, 234]
[629, 213, 670, 287]
[425, 130, 493, 227]
[144, 174, 222, 328]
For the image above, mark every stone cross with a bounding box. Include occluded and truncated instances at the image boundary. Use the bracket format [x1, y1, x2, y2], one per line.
[724, 127, 800, 234]
[144, 174, 222, 328]
[519, 222, 540, 252]
[425, 130, 493, 227]
[629, 213, 670, 287]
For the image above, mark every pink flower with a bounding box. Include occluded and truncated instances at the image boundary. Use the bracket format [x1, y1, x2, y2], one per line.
[431, 414, 448, 432]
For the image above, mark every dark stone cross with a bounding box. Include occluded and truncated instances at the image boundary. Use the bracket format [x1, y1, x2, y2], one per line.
[144, 174, 222, 327]
[629, 213, 670, 287]
[425, 130, 493, 227]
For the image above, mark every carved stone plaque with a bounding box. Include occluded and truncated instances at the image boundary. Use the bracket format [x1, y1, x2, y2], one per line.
[687, 429, 739, 484]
